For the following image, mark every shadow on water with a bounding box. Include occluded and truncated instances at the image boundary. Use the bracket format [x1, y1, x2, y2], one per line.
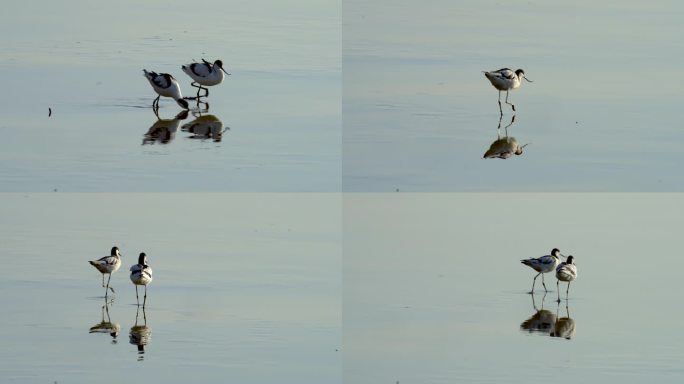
[143, 110, 228, 145]
[129, 305, 152, 361]
[89, 297, 120, 344]
[520, 292, 576, 340]
[483, 114, 528, 160]
[181, 113, 229, 142]
[143, 110, 189, 145]
[520, 291, 556, 334]
[550, 302, 576, 340]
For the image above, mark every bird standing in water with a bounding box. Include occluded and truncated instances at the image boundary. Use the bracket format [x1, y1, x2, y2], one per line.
[483, 68, 533, 116]
[556, 255, 577, 303]
[89, 246, 122, 295]
[130, 252, 153, 307]
[520, 248, 564, 293]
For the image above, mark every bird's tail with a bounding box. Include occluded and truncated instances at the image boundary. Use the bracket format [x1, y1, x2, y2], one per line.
[142, 69, 155, 80]
[89, 260, 98, 266]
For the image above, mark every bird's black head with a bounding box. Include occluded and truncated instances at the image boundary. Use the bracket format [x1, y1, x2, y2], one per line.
[111, 246, 119, 256]
[551, 248, 560, 256]
[176, 98, 190, 110]
[566, 255, 574, 264]
[515, 69, 525, 77]
[215, 59, 230, 75]
[138, 252, 147, 265]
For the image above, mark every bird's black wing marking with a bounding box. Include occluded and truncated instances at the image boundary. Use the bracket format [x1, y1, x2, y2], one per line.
[152, 74, 171, 88]
[190, 63, 204, 76]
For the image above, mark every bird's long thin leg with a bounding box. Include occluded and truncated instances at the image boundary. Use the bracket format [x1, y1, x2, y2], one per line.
[101, 273, 105, 288]
[566, 282, 571, 300]
[530, 272, 540, 294]
[556, 280, 561, 303]
[143, 285, 147, 307]
[498, 91, 503, 116]
[541, 273, 548, 292]
[505, 91, 515, 112]
[135, 285, 139, 306]
[106, 273, 114, 294]
[201, 86, 209, 98]
[153, 95, 160, 110]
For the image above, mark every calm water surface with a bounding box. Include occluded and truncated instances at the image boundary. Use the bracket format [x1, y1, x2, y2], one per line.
[0, 193, 341, 383]
[0, 0, 340, 191]
[344, 0, 684, 191]
[344, 194, 684, 383]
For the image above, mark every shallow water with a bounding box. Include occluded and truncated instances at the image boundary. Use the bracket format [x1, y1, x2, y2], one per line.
[344, 194, 684, 383]
[0, 0, 340, 191]
[0, 194, 341, 383]
[343, 0, 684, 191]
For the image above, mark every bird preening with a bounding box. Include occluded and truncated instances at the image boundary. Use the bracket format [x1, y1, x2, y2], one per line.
[483, 68, 533, 116]
[143, 58, 229, 114]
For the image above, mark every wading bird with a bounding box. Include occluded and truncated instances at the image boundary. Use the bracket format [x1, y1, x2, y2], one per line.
[520, 248, 564, 293]
[181, 59, 230, 100]
[88, 246, 122, 295]
[143, 70, 189, 114]
[483, 68, 533, 115]
[556, 255, 577, 303]
[130, 252, 153, 307]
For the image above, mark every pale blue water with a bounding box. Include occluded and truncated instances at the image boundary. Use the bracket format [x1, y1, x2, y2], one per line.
[0, 194, 341, 383]
[343, 0, 684, 191]
[0, 0, 340, 191]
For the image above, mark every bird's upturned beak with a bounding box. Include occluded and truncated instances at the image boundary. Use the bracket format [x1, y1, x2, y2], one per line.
[220, 65, 230, 75]
[523, 76, 534, 83]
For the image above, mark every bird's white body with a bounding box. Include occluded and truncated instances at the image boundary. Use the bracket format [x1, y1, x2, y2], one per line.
[521, 248, 564, 293]
[556, 258, 577, 283]
[130, 264, 153, 286]
[484, 68, 523, 91]
[89, 251, 122, 275]
[483, 68, 531, 115]
[521, 250, 562, 274]
[555, 256, 577, 302]
[143, 70, 183, 99]
[89, 246, 122, 294]
[181, 60, 226, 87]
[143, 70, 189, 111]
[130, 252, 153, 306]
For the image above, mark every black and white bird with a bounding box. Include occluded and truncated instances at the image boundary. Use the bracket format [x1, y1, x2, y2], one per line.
[143, 69, 189, 113]
[181, 59, 230, 99]
[520, 248, 564, 293]
[483, 68, 533, 115]
[130, 252, 153, 306]
[88, 246, 122, 294]
[555, 255, 578, 303]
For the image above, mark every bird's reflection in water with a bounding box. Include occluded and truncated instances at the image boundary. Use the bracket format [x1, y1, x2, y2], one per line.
[182, 114, 228, 142]
[89, 297, 120, 344]
[520, 291, 556, 335]
[129, 305, 152, 361]
[142, 110, 189, 145]
[483, 114, 528, 159]
[550, 302, 576, 340]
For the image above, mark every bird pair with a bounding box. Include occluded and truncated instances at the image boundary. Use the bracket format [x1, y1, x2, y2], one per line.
[520, 248, 578, 303]
[88, 246, 154, 306]
[483, 68, 533, 116]
[143, 59, 230, 113]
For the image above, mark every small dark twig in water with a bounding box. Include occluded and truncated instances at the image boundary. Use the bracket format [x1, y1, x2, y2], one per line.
[49, 107, 52, 117]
